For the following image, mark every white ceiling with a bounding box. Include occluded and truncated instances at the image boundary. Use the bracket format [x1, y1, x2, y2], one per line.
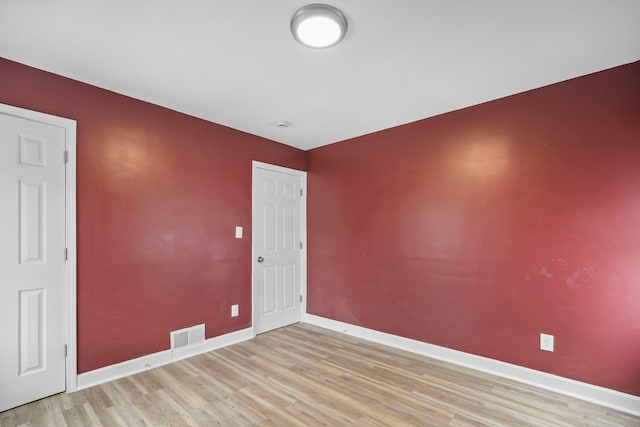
[1, 1, 639, 151]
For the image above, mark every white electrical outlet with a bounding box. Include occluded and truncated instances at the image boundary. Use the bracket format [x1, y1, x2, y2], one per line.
[231, 304, 239, 317]
[540, 333, 554, 352]
[235, 226, 243, 239]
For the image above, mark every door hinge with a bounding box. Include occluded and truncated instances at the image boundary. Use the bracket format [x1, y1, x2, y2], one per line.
[300, 188, 303, 197]
[64, 150, 69, 164]
[299, 241, 303, 249]
[299, 295, 303, 303]
[64, 344, 68, 357]
[64, 248, 68, 260]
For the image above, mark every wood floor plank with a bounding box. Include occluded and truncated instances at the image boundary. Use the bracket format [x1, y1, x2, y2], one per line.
[1, 323, 638, 426]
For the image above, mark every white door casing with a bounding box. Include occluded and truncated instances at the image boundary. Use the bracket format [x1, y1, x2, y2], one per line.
[252, 161, 306, 334]
[0, 103, 77, 411]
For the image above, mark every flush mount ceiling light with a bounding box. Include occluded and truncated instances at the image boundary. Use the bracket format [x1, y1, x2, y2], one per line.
[291, 4, 348, 48]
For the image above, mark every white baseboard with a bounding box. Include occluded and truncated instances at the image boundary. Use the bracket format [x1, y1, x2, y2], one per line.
[303, 314, 640, 417]
[76, 327, 254, 391]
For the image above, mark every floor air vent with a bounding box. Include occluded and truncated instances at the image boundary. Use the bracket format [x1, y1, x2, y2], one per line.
[170, 324, 205, 355]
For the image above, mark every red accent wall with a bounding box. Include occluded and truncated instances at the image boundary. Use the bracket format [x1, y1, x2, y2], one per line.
[0, 58, 306, 373]
[307, 61, 640, 396]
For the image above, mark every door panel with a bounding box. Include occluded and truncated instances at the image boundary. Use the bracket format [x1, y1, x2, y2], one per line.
[253, 165, 304, 334]
[263, 265, 277, 314]
[0, 113, 67, 412]
[282, 263, 296, 309]
[20, 180, 47, 263]
[19, 288, 46, 375]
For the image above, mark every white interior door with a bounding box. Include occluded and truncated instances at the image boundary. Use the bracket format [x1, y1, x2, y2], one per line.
[0, 112, 67, 411]
[252, 162, 306, 334]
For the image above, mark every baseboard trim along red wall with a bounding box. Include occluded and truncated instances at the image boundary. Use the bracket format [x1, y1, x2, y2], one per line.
[304, 315, 640, 416]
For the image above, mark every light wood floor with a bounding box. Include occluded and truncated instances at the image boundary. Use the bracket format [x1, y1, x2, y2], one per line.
[1, 324, 638, 426]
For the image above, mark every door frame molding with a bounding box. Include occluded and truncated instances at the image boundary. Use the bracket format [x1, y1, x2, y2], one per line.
[251, 161, 307, 335]
[0, 103, 77, 392]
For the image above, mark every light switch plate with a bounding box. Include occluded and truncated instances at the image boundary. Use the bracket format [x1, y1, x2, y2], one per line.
[540, 333, 554, 352]
[235, 226, 243, 239]
[231, 304, 239, 317]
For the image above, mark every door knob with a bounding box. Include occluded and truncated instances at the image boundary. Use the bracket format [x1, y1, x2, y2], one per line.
[257, 256, 264, 263]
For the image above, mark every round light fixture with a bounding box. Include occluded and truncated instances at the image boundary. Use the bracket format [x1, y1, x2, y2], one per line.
[291, 4, 348, 48]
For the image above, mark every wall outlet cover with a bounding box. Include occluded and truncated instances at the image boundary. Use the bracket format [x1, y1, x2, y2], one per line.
[540, 333, 554, 352]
